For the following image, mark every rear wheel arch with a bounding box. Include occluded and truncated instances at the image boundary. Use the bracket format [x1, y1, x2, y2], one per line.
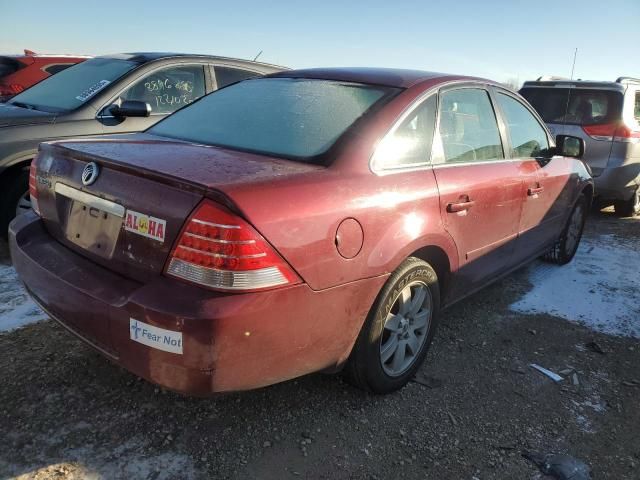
[408, 245, 451, 303]
[0, 158, 34, 238]
[581, 183, 594, 208]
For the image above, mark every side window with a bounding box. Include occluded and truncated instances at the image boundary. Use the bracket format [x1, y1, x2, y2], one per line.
[215, 66, 260, 88]
[634, 91, 640, 122]
[437, 88, 504, 163]
[372, 95, 437, 170]
[43, 64, 74, 75]
[119, 65, 206, 114]
[496, 92, 549, 158]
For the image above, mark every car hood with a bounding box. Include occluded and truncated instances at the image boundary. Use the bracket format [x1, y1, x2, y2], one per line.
[0, 103, 56, 127]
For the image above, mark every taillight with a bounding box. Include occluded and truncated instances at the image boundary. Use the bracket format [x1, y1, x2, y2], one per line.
[28, 161, 40, 216]
[582, 123, 617, 141]
[165, 200, 300, 291]
[583, 122, 640, 142]
[613, 123, 640, 143]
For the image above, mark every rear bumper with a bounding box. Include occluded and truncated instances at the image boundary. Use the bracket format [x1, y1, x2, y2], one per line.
[9, 212, 386, 395]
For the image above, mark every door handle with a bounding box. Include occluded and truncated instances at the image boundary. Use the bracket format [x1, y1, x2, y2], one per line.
[527, 185, 544, 196]
[446, 197, 475, 213]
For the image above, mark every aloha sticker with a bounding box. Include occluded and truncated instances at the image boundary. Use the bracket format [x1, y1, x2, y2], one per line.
[124, 209, 166, 243]
[75, 80, 110, 102]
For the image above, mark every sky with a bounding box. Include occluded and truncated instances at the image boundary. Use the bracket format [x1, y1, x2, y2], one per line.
[2, 0, 639, 85]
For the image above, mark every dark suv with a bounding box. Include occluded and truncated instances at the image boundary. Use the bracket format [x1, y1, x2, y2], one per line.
[0, 52, 284, 235]
[520, 77, 640, 216]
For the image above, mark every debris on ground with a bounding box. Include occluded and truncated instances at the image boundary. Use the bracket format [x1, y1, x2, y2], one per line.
[585, 341, 606, 355]
[530, 363, 564, 382]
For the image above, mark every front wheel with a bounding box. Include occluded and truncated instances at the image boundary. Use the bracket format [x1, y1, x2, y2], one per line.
[344, 257, 440, 394]
[614, 188, 640, 217]
[544, 193, 588, 265]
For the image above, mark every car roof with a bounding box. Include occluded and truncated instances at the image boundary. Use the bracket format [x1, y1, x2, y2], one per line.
[267, 67, 487, 88]
[521, 77, 640, 92]
[96, 52, 286, 70]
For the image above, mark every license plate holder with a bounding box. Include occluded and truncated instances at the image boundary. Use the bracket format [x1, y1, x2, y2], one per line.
[66, 201, 122, 258]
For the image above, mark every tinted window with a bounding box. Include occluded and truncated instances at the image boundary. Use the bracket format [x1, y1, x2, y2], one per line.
[0, 58, 20, 78]
[150, 78, 398, 162]
[520, 87, 623, 126]
[8, 58, 136, 112]
[119, 65, 206, 114]
[373, 95, 437, 169]
[496, 93, 549, 158]
[215, 66, 259, 88]
[438, 88, 504, 163]
[43, 64, 73, 75]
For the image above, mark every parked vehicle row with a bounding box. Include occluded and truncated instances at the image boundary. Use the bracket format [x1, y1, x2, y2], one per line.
[0, 52, 283, 235]
[0, 49, 89, 102]
[8, 65, 593, 395]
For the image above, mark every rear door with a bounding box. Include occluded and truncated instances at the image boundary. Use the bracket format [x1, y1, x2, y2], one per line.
[98, 62, 209, 134]
[432, 85, 523, 296]
[493, 88, 573, 259]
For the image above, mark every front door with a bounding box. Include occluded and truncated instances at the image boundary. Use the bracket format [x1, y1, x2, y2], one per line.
[98, 64, 208, 134]
[432, 86, 523, 298]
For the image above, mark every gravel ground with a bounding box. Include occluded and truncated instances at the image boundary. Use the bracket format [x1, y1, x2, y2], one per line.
[1, 209, 639, 480]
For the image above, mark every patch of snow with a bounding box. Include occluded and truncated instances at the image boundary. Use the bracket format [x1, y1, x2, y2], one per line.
[0, 262, 47, 332]
[511, 236, 640, 338]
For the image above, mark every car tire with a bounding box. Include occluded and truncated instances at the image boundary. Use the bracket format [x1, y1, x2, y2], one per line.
[614, 188, 640, 217]
[344, 257, 440, 394]
[0, 168, 30, 239]
[543, 193, 588, 265]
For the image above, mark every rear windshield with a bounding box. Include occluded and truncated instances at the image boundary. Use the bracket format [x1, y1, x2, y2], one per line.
[8, 57, 137, 113]
[149, 78, 400, 162]
[520, 87, 623, 126]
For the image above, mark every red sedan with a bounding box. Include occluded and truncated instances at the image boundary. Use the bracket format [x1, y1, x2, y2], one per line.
[10, 68, 592, 395]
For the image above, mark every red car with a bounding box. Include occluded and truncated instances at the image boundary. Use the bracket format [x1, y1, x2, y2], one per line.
[0, 50, 90, 101]
[10, 68, 592, 395]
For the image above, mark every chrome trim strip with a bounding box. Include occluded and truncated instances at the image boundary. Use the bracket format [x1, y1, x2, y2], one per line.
[54, 183, 125, 218]
[191, 218, 241, 229]
[176, 245, 266, 259]
[431, 158, 517, 169]
[184, 232, 255, 244]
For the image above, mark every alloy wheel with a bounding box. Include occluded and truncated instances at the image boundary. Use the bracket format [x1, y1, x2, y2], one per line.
[564, 201, 584, 254]
[379, 281, 432, 377]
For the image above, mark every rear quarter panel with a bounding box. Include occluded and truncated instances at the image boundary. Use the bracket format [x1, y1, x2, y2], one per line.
[224, 167, 457, 291]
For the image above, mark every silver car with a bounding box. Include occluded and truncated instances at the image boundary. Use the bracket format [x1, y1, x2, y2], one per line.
[520, 77, 640, 216]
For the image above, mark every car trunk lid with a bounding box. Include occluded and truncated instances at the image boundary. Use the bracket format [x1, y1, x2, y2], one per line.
[33, 134, 322, 283]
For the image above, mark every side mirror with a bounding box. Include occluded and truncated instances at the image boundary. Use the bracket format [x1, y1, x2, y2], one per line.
[556, 135, 585, 159]
[111, 100, 151, 118]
